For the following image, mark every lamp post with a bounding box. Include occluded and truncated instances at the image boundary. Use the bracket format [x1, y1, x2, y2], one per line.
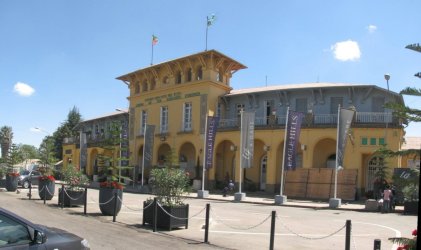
[384, 74, 391, 146]
[115, 109, 130, 185]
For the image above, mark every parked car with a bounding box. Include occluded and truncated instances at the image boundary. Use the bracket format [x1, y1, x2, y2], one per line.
[18, 170, 41, 188]
[0, 207, 90, 249]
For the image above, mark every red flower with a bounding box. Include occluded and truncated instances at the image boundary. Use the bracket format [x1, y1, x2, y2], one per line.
[100, 181, 123, 190]
[39, 175, 55, 182]
[397, 247, 403, 250]
[412, 229, 417, 236]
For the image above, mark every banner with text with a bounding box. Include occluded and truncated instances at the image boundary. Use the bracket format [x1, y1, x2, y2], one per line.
[143, 124, 155, 168]
[241, 111, 255, 168]
[283, 110, 304, 170]
[204, 116, 219, 169]
[337, 108, 355, 168]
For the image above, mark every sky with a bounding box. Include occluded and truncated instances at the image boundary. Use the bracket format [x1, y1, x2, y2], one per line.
[1, 0, 420, 148]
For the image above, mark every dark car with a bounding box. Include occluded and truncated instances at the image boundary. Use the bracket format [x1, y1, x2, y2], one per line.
[18, 170, 41, 189]
[0, 207, 90, 249]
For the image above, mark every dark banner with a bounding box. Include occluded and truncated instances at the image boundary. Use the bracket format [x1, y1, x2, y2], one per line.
[283, 110, 304, 170]
[337, 108, 355, 167]
[143, 124, 155, 168]
[204, 116, 219, 169]
[241, 111, 255, 168]
[79, 132, 87, 173]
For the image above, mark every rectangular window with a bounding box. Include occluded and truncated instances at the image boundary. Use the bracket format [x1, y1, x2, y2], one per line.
[295, 98, 307, 113]
[141, 110, 147, 135]
[370, 138, 377, 145]
[361, 137, 368, 145]
[379, 137, 385, 145]
[183, 102, 192, 131]
[160, 106, 168, 133]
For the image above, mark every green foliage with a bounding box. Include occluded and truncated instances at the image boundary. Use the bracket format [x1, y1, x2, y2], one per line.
[39, 136, 57, 168]
[97, 120, 132, 186]
[393, 168, 420, 202]
[150, 166, 190, 207]
[0, 126, 13, 159]
[7, 144, 22, 171]
[62, 163, 90, 191]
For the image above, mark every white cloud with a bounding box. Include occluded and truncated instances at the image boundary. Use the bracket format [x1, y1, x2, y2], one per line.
[13, 82, 35, 96]
[367, 25, 377, 33]
[331, 40, 361, 61]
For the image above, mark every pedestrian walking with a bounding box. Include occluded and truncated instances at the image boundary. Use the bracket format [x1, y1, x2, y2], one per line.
[382, 186, 393, 213]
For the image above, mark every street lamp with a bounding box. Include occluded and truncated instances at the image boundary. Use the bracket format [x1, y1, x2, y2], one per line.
[33, 127, 51, 166]
[384, 74, 390, 91]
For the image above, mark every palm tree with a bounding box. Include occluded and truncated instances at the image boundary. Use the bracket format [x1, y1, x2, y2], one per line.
[0, 126, 13, 159]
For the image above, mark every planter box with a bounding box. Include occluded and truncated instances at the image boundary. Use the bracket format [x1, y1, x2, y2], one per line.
[403, 201, 418, 215]
[38, 181, 55, 200]
[99, 188, 122, 216]
[365, 199, 380, 212]
[143, 201, 189, 230]
[5, 175, 18, 192]
[58, 188, 85, 207]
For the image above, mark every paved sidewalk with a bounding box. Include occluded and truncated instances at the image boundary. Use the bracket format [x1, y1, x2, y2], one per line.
[121, 184, 404, 213]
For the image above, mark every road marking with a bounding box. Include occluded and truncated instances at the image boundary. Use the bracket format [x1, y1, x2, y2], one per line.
[202, 230, 377, 237]
[353, 221, 401, 250]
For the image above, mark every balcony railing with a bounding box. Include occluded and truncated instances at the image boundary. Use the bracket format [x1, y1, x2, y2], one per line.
[218, 112, 396, 130]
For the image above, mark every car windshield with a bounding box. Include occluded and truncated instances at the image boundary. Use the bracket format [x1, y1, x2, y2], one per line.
[20, 170, 30, 175]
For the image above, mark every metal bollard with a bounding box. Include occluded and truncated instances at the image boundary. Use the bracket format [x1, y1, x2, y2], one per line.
[113, 192, 118, 222]
[28, 183, 32, 200]
[43, 186, 46, 204]
[270, 211, 276, 250]
[61, 184, 65, 209]
[204, 203, 210, 243]
[83, 187, 87, 215]
[373, 239, 381, 250]
[153, 197, 158, 232]
[345, 220, 351, 250]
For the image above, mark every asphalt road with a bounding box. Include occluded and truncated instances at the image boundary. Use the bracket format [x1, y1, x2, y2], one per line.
[0, 187, 417, 250]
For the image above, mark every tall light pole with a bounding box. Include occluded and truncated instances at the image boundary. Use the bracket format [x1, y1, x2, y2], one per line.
[33, 127, 51, 169]
[115, 109, 129, 184]
[384, 74, 391, 146]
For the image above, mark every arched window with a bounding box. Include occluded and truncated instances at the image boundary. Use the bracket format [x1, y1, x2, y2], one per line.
[142, 80, 148, 91]
[176, 71, 182, 84]
[163, 76, 169, 84]
[196, 66, 203, 80]
[150, 78, 156, 90]
[134, 82, 140, 94]
[186, 68, 192, 82]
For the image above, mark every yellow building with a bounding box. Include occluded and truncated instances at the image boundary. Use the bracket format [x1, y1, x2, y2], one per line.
[64, 49, 406, 200]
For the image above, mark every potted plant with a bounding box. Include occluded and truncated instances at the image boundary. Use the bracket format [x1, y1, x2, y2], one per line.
[389, 229, 417, 250]
[4, 144, 21, 192]
[38, 165, 56, 200]
[58, 163, 90, 207]
[143, 152, 191, 230]
[97, 120, 132, 216]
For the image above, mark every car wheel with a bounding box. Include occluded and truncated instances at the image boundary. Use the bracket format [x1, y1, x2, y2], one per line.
[23, 181, 30, 189]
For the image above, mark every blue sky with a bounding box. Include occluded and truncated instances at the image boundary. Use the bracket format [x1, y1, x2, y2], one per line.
[1, 0, 420, 148]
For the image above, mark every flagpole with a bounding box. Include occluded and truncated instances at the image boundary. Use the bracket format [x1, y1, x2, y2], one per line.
[280, 107, 290, 196]
[142, 124, 147, 187]
[151, 41, 154, 65]
[239, 110, 243, 193]
[205, 17, 209, 51]
[202, 116, 208, 191]
[334, 105, 341, 199]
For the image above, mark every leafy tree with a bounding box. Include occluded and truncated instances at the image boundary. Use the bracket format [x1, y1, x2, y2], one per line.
[39, 136, 57, 168]
[0, 126, 13, 159]
[18, 144, 40, 161]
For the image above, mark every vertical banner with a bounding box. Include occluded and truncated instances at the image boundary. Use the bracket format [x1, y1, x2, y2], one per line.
[337, 108, 355, 167]
[241, 111, 255, 168]
[143, 124, 155, 168]
[121, 121, 129, 167]
[283, 110, 304, 170]
[204, 116, 219, 169]
[79, 131, 87, 173]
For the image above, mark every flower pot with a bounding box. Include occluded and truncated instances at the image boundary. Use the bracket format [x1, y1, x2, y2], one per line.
[404, 201, 418, 215]
[5, 175, 18, 192]
[143, 201, 189, 230]
[38, 180, 55, 200]
[99, 188, 123, 216]
[58, 188, 85, 207]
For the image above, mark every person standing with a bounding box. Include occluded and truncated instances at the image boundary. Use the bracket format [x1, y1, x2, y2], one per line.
[382, 186, 393, 213]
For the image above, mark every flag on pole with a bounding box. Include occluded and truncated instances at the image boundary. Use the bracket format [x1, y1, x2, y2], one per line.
[204, 116, 219, 169]
[143, 124, 155, 168]
[152, 35, 158, 46]
[283, 110, 304, 170]
[207, 14, 216, 26]
[240, 111, 255, 169]
[337, 108, 355, 168]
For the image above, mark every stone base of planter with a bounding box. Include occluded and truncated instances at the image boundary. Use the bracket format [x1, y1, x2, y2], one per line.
[143, 201, 189, 231]
[58, 188, 85, 207]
